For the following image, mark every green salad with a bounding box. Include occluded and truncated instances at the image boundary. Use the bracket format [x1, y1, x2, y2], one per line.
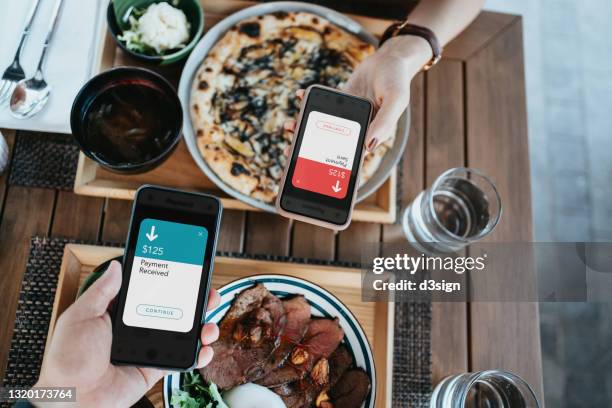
[171, 372, 228, 408]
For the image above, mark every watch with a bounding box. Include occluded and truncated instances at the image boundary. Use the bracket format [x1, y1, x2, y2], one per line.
[379, 22, 442, 71]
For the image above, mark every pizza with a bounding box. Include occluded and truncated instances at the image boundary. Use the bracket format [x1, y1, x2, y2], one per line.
[190, 11, 392, 203]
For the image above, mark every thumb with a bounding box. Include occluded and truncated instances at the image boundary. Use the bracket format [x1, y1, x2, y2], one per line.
[366, 93, 408, 152]
[69, 260, 122, 320]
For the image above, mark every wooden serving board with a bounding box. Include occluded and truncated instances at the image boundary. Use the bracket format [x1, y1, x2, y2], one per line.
[46, 244, 394, 407]
[73, 0, 399, 224]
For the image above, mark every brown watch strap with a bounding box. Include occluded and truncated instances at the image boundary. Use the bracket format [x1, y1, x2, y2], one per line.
[379, 22, 442, 71]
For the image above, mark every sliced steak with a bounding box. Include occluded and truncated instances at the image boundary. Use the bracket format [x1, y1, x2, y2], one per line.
[258, 317, 344, 388]
[329, 368, 371, 408]
[275, 379, 312, 408]
[303, 318, 345, 358]
[252, 295, 311, 382]
[328, 345, 353, 386]
[200, 283, 286, 389]
[276, 345, 355, 408]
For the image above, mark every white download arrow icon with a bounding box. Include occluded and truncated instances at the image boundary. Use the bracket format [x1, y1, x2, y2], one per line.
[332, 180, 342, 193]
[146, 225, 158, 241]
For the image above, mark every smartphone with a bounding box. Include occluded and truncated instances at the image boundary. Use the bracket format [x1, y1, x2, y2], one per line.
[111, 185, 222, 370]
[276, 85, 373, 230]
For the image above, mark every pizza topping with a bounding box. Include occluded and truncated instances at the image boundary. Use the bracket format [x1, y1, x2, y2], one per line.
[272, 11, 289, 20]
[283, 26, 323, 43]
[231, 162, 251, 176]
[268, 164, 283, 180]
[198, 80, 209, 90]
[239, 22, 261, 38]
[225, 135, 255, 158]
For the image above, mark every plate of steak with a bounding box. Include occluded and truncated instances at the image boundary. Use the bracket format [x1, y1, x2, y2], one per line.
[164, 274, 376, 408]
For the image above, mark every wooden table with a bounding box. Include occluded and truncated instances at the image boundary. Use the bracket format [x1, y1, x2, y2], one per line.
[0, 11, 544, 405]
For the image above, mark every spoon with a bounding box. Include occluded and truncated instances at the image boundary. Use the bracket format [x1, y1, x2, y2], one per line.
[10, 0, 64, 119]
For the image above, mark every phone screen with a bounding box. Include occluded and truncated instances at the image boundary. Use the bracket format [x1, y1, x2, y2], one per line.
[111, 186, 221, 370]
[280, 86, 372, 226]
[291, 111, 361, 199]
[122, 218, 208, 333]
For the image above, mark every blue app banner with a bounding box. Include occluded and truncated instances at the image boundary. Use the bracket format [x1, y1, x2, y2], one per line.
[135, 218, 208, 266]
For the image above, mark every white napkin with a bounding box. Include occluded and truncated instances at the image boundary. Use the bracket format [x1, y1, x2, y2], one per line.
[0, 0, 106, 134]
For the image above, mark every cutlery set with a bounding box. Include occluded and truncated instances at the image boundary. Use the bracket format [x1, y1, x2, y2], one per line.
[0, 0, 65, 119]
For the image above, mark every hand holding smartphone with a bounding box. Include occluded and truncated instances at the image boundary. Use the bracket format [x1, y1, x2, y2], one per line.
[111, 185, 222, 371]
[276, 85, 373, 230]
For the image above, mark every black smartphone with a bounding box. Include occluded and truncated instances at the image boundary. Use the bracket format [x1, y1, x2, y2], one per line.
[111, 185, 222, 370]
[276, 85, 373, 230]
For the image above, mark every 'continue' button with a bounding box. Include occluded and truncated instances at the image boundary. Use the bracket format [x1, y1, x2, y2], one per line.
[136, 304, 183, 320]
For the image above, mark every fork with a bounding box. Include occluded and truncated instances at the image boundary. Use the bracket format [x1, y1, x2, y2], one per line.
[0, 0, 43, 106]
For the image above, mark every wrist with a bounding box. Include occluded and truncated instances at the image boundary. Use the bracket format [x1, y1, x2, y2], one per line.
[30, 380, 77, 408]
[379, 35, 433, 74]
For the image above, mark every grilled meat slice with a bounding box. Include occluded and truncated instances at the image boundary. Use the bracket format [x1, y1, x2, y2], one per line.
[257, 317, 344, 388]
[276, 345, 355, 408]
[252, 295, 311, 382]
[328, 345, 353, 386]
[329, 368, 371, 408]
[200, 283, 286, 389]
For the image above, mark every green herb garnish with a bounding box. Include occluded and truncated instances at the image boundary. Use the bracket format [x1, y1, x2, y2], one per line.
[170, 372, 228, 408]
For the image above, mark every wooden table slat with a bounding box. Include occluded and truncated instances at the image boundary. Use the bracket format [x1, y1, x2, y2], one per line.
[444, 12, 518, 61]
[382, 72, 426, 244]
[0, 187, 56, 380]
[245, 213, 292, 256]
[51, 192, 104, 241]
[337, 222, 381, 264]
[217, 209, 246, 253]
[464, 18, 544, 404]
[100, 199, 132, 243]
[291, 222, 336, 261]
[424, 60, 469, 384]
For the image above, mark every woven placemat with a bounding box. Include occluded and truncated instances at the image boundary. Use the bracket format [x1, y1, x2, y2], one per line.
[8, 132, 79, 191]
[1, 237, 68, 394]
[392, 301, 432, 406]
[2, 237, 431, 406]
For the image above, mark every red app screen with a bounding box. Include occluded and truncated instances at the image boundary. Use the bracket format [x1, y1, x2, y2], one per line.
[291, 111, 362, 199]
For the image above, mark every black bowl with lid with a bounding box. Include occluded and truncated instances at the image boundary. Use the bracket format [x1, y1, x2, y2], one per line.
[71, 67, 182, 174]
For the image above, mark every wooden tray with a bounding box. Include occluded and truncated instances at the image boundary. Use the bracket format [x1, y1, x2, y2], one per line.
[46, 244, 394, 407]
[73, 0, 398, 224]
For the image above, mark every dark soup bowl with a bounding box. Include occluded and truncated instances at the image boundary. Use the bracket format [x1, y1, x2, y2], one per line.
[71, 67, 182, 174]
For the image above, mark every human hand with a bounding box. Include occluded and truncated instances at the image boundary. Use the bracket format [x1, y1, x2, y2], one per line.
[343, 35, 432, 151]
[34, 260, 221, 407]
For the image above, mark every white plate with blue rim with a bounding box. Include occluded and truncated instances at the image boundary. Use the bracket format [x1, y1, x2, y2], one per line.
[163, 274, 376, 408]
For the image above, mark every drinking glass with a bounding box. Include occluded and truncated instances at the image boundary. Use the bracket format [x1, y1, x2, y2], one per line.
[430, 370, 540, 408]
[402, 167, 502, 254]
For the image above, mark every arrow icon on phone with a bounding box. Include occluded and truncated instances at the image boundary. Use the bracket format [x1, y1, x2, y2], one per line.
[332, 180, 342, 193]
[146, 225, 158, 241]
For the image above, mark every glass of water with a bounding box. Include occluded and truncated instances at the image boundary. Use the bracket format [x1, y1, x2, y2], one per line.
[430, 370, 540, 408]
[402, 167, 501, 254]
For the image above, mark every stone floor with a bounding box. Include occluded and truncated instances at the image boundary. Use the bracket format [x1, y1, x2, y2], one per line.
[484, 0, 612, 405]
